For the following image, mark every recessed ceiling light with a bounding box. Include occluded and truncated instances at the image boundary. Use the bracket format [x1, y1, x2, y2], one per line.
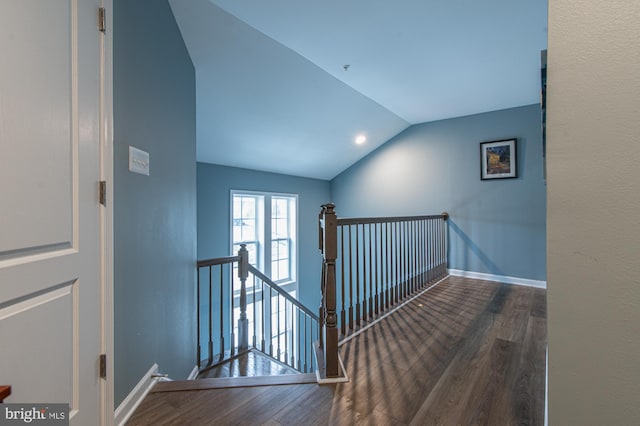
[355, 134, 367, 145]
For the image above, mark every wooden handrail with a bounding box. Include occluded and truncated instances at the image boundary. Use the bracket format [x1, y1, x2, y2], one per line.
[318, 205, 450, 379]
[337, 212, 448, 225]
[197, 248, 320, 375]
[0, 385, 11, 403]
[197, 255, 240, 268]
[248, 265, 319, 322]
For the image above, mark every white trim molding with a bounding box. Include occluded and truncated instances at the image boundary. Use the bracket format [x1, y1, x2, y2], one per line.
[187, 365, 199, 380]
[114, 363, 158, 426]
[448, 269, 546, 289]
[315, 355, 350, 384]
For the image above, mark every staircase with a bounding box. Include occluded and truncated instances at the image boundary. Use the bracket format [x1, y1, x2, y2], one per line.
[192, 204, 449, 386]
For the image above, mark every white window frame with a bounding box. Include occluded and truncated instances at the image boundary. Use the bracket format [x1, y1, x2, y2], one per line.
[230, 190, 298, 291]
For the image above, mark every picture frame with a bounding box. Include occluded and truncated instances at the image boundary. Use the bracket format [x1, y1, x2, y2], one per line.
[480, 138, 517, 180]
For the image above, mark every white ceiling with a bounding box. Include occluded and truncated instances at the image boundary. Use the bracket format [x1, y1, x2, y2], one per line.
[169, 0, 548, 180]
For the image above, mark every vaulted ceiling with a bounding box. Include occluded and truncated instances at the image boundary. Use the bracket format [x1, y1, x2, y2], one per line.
[169, 0, 548, 180]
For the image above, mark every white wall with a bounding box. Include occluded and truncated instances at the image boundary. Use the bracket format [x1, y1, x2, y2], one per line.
[547, 0, 640, 423]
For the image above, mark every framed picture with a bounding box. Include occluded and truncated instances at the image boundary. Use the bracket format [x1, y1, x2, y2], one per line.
[480, 138, 517, 180]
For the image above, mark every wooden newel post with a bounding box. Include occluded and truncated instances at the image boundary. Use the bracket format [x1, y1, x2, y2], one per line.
[320, 203, 339, 378]
[238, 244, 249, 351]
[318, 206, 325, 350]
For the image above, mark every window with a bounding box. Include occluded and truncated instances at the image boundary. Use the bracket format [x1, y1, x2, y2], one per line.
[231, 191, 298, 359]
[232, 194, 262, 269]
[231, 191, 297, 285]
[271, 196, 293, 282]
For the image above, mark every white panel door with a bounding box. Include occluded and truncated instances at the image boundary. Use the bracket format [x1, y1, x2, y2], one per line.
[0, 0, 102, 424]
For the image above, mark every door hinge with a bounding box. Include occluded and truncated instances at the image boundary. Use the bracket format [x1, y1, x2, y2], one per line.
[98, 7, 106, 33]
[99, 354, 107, 379]
[99, 181, 107, 206]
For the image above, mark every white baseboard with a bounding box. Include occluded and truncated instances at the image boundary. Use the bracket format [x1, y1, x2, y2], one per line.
[187, 365, 199, 380]
[315, 354, 350, 384]
[448, 269, 546, 289]
[114, 363, 158, 426]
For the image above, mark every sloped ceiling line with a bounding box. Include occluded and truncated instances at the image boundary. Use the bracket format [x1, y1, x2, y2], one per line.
[169, 0, 547, 180]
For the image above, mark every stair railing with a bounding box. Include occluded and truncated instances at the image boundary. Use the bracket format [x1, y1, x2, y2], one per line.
[318, 203, 449, 378]
[197, 245, 319, 375]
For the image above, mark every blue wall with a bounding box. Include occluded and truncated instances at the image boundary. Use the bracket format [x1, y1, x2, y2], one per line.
[114, 0, 196, 406]
[197, 163, 331, 309]
[331, 104, 546, 281]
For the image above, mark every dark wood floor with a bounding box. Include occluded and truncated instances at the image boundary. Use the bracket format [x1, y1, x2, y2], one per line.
[198, 350, 301, 379]
[127, 276, 547, 425]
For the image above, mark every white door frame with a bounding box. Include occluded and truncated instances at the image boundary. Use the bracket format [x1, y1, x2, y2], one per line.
[99, 0, 115, 424]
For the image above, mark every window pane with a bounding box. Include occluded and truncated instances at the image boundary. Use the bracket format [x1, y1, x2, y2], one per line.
[272, 198, 287, 218]
[271, 239, 289, 261]
[233, 198, 242, 219]
[241, 219, 255, 242]
[278, 259, 289, 280]
[279, 240, 289, 259]
[273, 218, 288, 238]
[242, 197, 255, 218]
[271, 260, 281, 281]
[233, 220, 242, 241]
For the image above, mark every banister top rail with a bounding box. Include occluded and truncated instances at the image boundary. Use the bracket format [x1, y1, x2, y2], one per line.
[336, 212, 449, 226]
[197, 255, 241, 268]
[247, 264, 319, 322]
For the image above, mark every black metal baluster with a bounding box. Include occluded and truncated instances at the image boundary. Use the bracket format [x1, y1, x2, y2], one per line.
[261, 279, 266, 352]
[303, 315, 308, 373]
[415, 220, 420, 290]
[373, 223, 380, 315]
[355, 224, 361, 327]
[208, 266, 213, 365]
[348, 225, 354, 331]
[252, 275, 257, 348]
[368, 223, 373, 318]
[410, 220, 415, 294]
[284, 297, 288, 364]
[340, 225, 346, 336]
[385, 222, 390, 309]
[430, 218, 435, 282]
[407, 221, 412, 295]
[269, 288, 274, 357]
[441, 217, 445, 276]
[292, 303, 296, 366]
[421, 219, 425, 284]
[277, 292, 281, 361]
[219, 266, 224, 362]
[230, 264, 236, 357]
[297, 310, 302, 371]
[197, 267, 201, 368]
[400, 220, 404, 300]
[362, 223, 368, 321]
[392, 221, 397, 304]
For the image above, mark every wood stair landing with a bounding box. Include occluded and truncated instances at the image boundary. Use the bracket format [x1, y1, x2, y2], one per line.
[153, 349, 317, 393]
[198, 349, 301, 380]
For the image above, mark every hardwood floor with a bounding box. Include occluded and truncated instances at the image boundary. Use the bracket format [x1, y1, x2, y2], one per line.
[198, 350, 301, 379]
[127, 277, 547, 425]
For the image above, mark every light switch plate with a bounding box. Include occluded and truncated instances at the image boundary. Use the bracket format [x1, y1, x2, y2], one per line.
[129, 146, 150, 176]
